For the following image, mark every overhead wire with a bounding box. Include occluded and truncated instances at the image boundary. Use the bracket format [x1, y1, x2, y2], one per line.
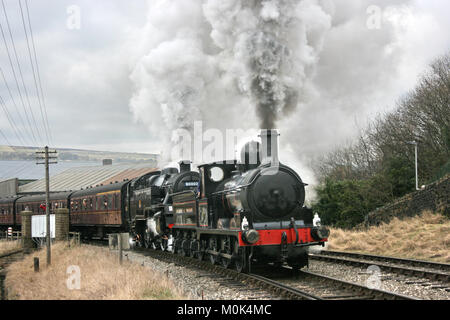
[18, 0, 49, 145]
[0, 126, 11, 145]
[24, 0, 51, 144]
[0, 93, 27, 145]
[0, 67, 29, 145]
[1, 0, 43, 146]
[0, 9, 36, 146]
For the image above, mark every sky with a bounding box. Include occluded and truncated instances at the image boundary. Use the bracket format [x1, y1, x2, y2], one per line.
[0, 0, 449, 185]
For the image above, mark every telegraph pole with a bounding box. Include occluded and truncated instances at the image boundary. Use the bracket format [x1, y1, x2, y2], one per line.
[407, 141, 419, 191]
[36, 146, 58, 266]
[414, 142, 419, 190]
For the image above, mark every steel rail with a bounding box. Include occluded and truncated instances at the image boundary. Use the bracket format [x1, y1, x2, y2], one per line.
[309, 251, 450, 282]
[132, 247, 418, 300]
[298, 269, 419, 300]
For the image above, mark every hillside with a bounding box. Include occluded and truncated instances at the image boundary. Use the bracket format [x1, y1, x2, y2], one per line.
[0, 145, 159, 163]
[327, 211, 450, 263]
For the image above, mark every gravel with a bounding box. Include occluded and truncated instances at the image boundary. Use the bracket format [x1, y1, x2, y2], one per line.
[123, 250, 276, 300]
[120, 249, 449, 300]
[306, 259, 450, 300]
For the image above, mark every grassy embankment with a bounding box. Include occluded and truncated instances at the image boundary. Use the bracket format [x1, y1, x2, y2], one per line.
[5, 242, 187, 300]
[327, 211, 450, 263]
[0, 240, 21, 255]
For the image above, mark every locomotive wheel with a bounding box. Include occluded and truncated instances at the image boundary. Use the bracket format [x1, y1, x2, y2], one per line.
[197, 241, 204, 261]
[180, 240, 187, 256]
[171, 239, 177, 254]
[208, 238, 218, 265]
[160, 238, 168, 251]
[235, 257, 244, 273]
[233, 240, 245, 273]
[209, 253, 217, 265]
[189, 240, 196, 258]
[221, 257, 231, 269]
[220, 237, 232, 269]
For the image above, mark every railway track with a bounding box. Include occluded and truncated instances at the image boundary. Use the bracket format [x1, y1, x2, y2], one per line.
[130, 247, 417, 300]
[309, 250, 450, 287]
[0, 249, 24, 300]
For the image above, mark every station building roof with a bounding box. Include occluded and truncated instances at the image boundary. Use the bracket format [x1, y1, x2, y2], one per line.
[18, 163, 158, 194]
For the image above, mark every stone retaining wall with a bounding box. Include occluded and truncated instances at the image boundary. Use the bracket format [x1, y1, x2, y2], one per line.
[364, 174, 450, 226]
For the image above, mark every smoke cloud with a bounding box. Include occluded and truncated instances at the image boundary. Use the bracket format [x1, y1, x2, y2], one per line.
[203, 0, 330, 129]
[129, 0, 330, 158]
[129, 0, 450, 192]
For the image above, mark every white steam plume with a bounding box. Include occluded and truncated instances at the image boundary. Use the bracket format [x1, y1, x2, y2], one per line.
[129, 0, 331, 162]
[129, 0, 450, 194]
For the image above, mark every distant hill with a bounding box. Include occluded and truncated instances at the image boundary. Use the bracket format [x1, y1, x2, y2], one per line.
[0, 145, 160, 163]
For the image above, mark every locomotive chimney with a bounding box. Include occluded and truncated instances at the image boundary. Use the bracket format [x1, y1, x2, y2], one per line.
[259, 129, 280, 165]
[179, 160, 191, 173]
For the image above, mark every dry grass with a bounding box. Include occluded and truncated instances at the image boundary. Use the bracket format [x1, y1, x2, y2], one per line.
[5, 243, 187, 300]
[0, 240, 21, 255]
[327, 211, 450, 263]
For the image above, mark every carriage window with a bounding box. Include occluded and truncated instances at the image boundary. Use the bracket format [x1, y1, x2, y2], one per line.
[111, 193, 115, 209]
[108, 194, 113, 209]
[115, 193, 120, 210]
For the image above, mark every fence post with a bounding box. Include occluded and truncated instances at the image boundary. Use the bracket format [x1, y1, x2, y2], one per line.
[118, 234, 123, 265]
[34, 257, 39, 272]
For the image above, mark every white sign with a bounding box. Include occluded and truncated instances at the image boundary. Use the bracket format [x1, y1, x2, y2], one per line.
[31, 215, 55, 238]
[7, 227, 12, 236]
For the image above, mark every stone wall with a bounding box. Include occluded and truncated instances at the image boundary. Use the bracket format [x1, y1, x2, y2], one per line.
[364, 174, 450, 226]
[20, 210, 33, 251]
[21, 209, 70, 250]
[54, 208, 69, 241]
